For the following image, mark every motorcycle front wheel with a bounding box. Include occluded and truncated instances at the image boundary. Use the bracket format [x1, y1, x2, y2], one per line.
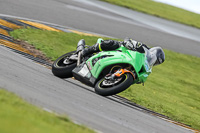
[52, 51, 77, 78]
[95, 73, 134, 96]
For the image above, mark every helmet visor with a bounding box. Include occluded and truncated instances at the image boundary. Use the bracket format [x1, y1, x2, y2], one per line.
[148, 54, 157, 66]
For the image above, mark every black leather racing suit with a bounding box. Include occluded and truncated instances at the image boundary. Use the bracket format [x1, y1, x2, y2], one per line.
[82, 38, 150, 57]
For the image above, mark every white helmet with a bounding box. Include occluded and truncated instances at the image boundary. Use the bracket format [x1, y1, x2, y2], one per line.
[148, 47, 165, 66]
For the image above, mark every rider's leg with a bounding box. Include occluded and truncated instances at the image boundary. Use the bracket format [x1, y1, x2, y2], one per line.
[81, 40, 120, 57]
[82, 43, 100, 57]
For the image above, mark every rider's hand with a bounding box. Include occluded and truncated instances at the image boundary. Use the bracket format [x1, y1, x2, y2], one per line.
[123, 39, 137, 50]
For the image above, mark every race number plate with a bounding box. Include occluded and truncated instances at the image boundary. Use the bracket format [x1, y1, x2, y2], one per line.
[78, 64, 89, 77]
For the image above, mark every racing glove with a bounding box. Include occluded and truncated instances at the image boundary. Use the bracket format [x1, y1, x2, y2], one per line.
[123, 39, 140, 50]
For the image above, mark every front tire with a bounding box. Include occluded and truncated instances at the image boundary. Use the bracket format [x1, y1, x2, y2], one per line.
[52, 51, 77, 78]
[95, 73, 134, 96]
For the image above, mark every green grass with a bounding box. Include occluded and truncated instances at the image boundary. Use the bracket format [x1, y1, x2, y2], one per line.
[0, 89, 95, 133]
[120, 50, 200, 129]
[101, 0, 200, 29]
[10, 28, 200, 130]
[11, 28, 111, 61]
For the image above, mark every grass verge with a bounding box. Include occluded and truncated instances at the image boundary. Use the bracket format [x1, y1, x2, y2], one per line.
[0, 89, 95, 133]
[101, 0, 200, 29]
[10, 28, 200, 130]
[11, 28, 110, 61]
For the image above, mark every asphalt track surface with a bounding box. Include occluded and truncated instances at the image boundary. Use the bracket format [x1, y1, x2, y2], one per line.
[0, 0, 200, 57]
[0, 47, 191, 133]
[0, 0, 199, 133]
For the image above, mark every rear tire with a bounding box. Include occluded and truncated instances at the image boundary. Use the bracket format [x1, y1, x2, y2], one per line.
[95, 73, 134, 96]
[52, 51, 77, 78]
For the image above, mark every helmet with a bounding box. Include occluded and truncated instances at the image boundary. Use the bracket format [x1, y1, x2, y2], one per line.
[148, 47, 165, 66]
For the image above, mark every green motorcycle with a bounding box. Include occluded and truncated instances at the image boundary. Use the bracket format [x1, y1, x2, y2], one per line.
[52, 38, 152, 96]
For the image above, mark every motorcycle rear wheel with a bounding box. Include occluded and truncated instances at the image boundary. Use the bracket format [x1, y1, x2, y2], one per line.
[52, 51, 77, 78]
[95, 73, 134, 96]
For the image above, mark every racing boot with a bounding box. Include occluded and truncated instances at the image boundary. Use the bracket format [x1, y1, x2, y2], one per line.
[77, 39, 85, 52]
[76, 39, 86, 65]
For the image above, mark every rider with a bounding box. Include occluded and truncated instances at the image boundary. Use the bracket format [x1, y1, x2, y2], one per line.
[80, 38, 165, 67]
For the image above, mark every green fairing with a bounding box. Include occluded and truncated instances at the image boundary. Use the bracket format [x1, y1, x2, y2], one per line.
[86, 39, 152, 84]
